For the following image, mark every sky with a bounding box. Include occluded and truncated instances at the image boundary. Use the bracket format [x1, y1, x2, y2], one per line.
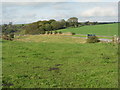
[0, 0, 119, 24]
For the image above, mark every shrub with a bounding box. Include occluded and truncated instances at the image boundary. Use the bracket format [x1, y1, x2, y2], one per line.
[71, 32, 76, 35]
[9, 33, 14, 38]
[54, 31, 58, 34]
[87, 36, 100, 43]
[59, 31, 62, 34]
[50, 31, 53, 34]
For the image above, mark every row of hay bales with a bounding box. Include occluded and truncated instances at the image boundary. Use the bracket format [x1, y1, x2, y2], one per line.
[2, 33, 119, 44]
[8, 32, 74, 38]
[44, 32, 74, 36]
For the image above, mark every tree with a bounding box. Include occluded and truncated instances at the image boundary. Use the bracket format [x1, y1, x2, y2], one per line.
[25, 23, 39, 34]
[2, 24, 8, 34]
[44, 24, 52, 31]
[48, 19, 56, 23]
[39, 26, 46, 34]
[84, 21, 90, 25]
[59, 19, 66, 28]
[93, 22, 98, 25]
[24, 22, 46, 35]
[67, 17, 78, 23]
[67, 17, 78, 27]
[2, 23, 18, 35]
[51, 21, 62, 30]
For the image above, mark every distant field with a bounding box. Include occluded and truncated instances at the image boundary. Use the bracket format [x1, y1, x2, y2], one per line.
[2, 35, 118, 88]
[58, 23, 118, 36]
[15, 35, 86, 44]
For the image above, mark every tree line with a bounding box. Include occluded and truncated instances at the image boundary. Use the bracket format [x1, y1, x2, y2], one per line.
[2, 17, 99, 35]
[24, 17, 80, 34]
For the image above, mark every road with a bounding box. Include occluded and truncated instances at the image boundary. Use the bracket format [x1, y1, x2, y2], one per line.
[64, 35, 113, 42]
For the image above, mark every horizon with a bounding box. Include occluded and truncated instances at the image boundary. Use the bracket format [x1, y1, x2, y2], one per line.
[1, 20, 119, 25]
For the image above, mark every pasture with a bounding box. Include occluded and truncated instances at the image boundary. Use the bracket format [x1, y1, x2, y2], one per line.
[2, 35, 118, 88]
[58, 23, 118, 36]
[15, 35, 86, 44]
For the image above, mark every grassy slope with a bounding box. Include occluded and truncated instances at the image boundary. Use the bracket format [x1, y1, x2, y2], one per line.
[58, 23, 118, 36]
[2, 35, 118, 88]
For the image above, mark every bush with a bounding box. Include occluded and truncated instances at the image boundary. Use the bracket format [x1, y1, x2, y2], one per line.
[50, 31, 53, 34]
[71, 32, 76, 35]
[87, 36, 100, 43]
[9, 33, 14, 38]
[54, 31, 58, 34]
[59, 31, 62, 34]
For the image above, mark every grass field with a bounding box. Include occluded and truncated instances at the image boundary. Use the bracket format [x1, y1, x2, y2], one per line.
[2, 35, 118, 88]
[58, 23, 118, 36]
[15, 35, 86, 44]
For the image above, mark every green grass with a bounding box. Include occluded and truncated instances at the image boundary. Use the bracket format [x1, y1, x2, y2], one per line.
[2, 35, 118, 88]
[58, 23, 118, 36]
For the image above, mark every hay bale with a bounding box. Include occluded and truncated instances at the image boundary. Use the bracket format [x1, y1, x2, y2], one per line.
[112, 35, 120, 43]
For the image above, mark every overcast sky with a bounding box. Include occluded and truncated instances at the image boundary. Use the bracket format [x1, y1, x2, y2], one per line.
[1, 0, 119, 24]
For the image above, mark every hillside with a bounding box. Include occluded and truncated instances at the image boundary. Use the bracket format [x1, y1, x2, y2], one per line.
[57, 23, 118, 36]
[2, 36, 118, 88]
